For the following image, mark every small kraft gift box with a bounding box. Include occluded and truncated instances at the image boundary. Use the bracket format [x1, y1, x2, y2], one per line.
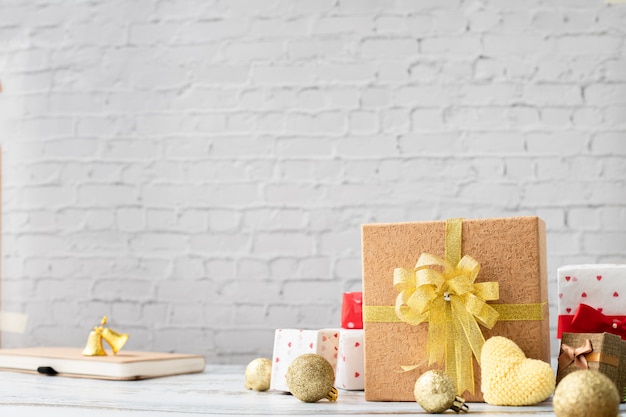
[361, 217, 550, 402]
[557, 265, 626, 339]
[557, 332, 626, 401]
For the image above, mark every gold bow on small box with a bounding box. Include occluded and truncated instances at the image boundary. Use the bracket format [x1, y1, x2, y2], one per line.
[82, 316, 129, 356]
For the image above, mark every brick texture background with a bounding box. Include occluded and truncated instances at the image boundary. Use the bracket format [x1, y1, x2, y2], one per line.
[0, 0, 625, 364]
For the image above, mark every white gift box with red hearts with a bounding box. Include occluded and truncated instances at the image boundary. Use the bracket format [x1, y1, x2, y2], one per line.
[269, 328, 340, 392]
[557, 264, 626, 338]
[335, 329, 364, 390]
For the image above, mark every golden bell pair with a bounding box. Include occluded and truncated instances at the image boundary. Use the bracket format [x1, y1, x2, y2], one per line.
[82, 316, 129, 356]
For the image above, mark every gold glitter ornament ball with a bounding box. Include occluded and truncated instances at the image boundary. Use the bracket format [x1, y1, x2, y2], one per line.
[414, 370, 467, 414]
[553, 370, 619, 417]
[286, 354, 338, 403]
[244, 358, 272, 391]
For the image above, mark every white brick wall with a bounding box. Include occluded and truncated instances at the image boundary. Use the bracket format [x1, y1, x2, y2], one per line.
[1, 0, 625, 364]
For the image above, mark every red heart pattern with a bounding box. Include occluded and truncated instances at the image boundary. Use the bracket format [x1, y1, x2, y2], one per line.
[565, 276, 571, 281]
[581, 292, 587, 297]
[597, 275, 602, 281]
[614, 292, 619, 297]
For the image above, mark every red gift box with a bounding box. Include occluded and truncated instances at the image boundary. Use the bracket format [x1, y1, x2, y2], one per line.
[341, 292, 363, 329]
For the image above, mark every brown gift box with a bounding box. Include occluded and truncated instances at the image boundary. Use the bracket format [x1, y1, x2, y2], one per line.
[557, 332, 625, 400]
[361, 216, 550, 402]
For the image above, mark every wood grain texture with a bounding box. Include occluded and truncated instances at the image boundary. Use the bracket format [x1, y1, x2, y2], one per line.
[2, 365, 620, 416]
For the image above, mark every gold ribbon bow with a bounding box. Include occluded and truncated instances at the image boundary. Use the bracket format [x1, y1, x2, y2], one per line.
[393, 218, 499, 395]
[558, 340, 593, 370]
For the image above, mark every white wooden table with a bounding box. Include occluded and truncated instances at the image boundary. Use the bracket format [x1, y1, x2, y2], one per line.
[0, 365, 623, 416]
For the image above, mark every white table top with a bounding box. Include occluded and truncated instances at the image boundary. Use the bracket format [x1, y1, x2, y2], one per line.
[0, 365, 623, 416]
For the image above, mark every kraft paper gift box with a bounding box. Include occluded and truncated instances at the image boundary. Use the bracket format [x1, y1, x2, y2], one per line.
[361, 216, 550, 402]
[557, 332, 625, 400]
[269, 329, 339, 392]
[557, 264, 626, 339]
[335, 330, 364, 390]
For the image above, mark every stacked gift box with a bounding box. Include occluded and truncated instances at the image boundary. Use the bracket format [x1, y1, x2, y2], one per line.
[269, 292, 365, 392]
[556, 264, 626, 400]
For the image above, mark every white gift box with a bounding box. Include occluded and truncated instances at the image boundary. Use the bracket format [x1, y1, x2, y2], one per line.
[335, 329, 364, 390]
[269, 328, 339, 392]
[557, 264, 626, 337]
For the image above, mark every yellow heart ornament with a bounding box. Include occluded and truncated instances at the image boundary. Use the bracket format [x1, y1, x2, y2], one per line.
[481, 336, 555, 406]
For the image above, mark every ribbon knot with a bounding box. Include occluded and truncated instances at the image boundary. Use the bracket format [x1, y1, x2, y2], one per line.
[570, 304, 626, 339]
[393, 219, 500, 395]
[558, 339, 592, 370]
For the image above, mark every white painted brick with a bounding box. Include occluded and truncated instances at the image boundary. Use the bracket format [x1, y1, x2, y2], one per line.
[591, 132, 626, 155]
[360, 38, 418, 58]
[526, 132, 589, 155]
[381, 108, 411, 133]
[250, 17, 310, 37]
[252, 65, 314, 85]
[288, 39, 345, 60]
[412, 108, 444, 130]
[398, 133, 461, 155]
[208, 210, 241, 232]
[376, 62, 411, 83]
[474, 57, 535, 82]
[557, 35, 622, 56]
[605, 59, 626, 82]
[315, 63, 377, 84]
[468, 10, 500, 32]
[224, 41, 285, 61]
[192, 66, 250, 86]
[335, 136, 398, 157]
[315, 16, 373, 34]
[395, 85, 454, 106]
[205, 258, 236, 279]
[117, 208, 146, 232]
[585, 84, 626, 105]
[252, 232, 313, 255]
[422, 37, 481, 56]
[459, 84, 519, 106]
[604, 106, 626, 129]
[523, 85, 582, 106]
[20, 186, 75, 208]
[131, 233, 188, 253]
[539, 108, 573, 128]
[189, 233, 250, 254]
[584, 232, 626, 255]
[281, 280, 342, 303]
[349, 110, 378, 134]
[483, 35, 555, 57]
[77, 184, 138, 206]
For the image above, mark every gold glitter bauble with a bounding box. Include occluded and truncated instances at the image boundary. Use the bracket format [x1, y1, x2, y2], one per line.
[553, 370, 619, 417]
[414, 370, 468, 414]
[244, 358, 272, 391]
[286, 354, 338, 403]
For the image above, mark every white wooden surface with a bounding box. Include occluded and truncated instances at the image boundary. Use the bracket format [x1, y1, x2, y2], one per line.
[0, 365, 624, 416]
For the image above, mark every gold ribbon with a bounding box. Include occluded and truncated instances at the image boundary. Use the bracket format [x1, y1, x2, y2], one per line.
[392, 218, 499, 395]
[558, 340, 620, 370]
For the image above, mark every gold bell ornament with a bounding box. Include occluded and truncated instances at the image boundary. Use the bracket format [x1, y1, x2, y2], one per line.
[82, 316, 129, 356]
